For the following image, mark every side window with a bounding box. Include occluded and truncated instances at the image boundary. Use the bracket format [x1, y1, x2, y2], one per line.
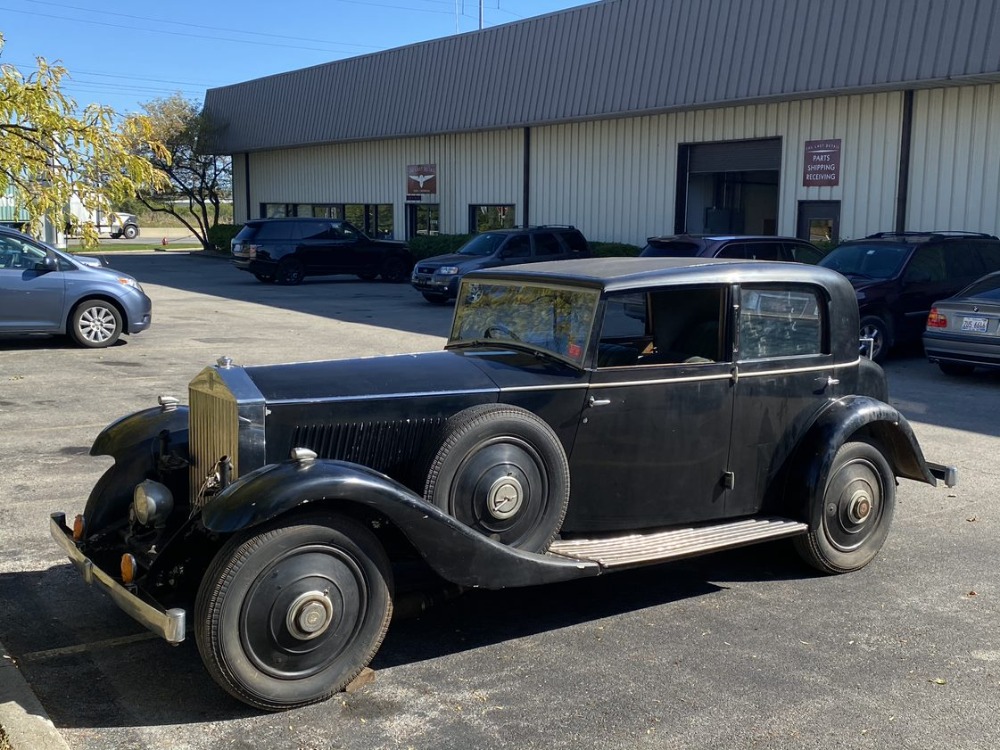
[943, 242, 986, 280]
[717, 243, 748, 259]
[300, 222, 333, 241]
[739, 286, 824, 360]
[904, 246, 947, 282]
[503, 235, 531, 259]
[533, 232, 562, 257]
[0, 235, 45, 269]
[974, 241, 1000, 273]
[561, 230, 589, 254]
[745, 242, 782, 261]
[787, 242, 825, 264]
[339, 223, 360, 242]
[596, 293, 648, 367]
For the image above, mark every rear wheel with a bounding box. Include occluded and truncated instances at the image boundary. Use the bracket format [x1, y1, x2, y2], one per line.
[794, 440, 895, 574]
[276, 258, 305, 285]
[70, 299, 123, 348]
[195, 512, 393, 711]
[938, 361, 975, 376]
[859, 315, 891, 363]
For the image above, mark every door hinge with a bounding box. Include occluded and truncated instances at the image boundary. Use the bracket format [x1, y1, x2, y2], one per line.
[721, 471, 735, 490]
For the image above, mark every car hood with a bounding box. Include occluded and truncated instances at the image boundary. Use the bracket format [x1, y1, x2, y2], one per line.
[75, 254, 108, 268]
[416, 253, 489, 270]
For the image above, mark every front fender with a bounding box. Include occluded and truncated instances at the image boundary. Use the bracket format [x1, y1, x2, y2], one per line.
[783, 396, 938, 524]
[201, 459, 599, 589]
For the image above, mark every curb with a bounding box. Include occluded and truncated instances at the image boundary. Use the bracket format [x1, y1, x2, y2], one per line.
[0, 643, 70, 750]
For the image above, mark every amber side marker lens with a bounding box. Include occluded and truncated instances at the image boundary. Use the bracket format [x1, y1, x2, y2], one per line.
[72, 515, 86, 541]
[121, 554, 137, 585]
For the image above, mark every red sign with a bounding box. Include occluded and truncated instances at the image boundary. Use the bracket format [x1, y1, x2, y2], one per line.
[407, 164, 437, 194]
[802, 140, 842, 187]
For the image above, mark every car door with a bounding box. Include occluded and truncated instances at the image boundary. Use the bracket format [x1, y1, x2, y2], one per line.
[564, 284, 736, 533]
[497, 234, 531, 266]
[895, 244, 958, 342]
[295, 221, 339, 273]
[530, 231, 564, 262]
[0, 236, 66, 332]
[726, 283, 835, 517]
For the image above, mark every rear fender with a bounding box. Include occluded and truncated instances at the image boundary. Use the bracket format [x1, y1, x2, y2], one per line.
[781, 396, 937, 525]
[85, 406, 189, 531]
[201, 459, 599, 589]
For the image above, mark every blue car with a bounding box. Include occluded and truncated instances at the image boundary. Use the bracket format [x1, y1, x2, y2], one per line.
[0, 226, 152, 348]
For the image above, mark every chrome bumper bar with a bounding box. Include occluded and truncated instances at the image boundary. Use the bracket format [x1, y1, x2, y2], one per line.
[926, 462, 958, 488]
[49, 513, 186, 644]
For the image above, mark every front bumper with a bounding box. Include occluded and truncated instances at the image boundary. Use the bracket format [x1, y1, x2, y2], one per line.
[49, 513, 186, 644]
[410, 272, 459, 297]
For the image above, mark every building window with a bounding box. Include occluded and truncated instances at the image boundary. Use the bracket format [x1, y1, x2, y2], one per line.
[262, 203, 296, 218]
[470, 204, 515, 233]
[407, 204, 439, 238]
[260, 203, 393, 238]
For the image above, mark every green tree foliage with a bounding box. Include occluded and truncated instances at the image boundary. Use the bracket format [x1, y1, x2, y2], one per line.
[124, 94, 232, 251]
[0, 33, 165, 245]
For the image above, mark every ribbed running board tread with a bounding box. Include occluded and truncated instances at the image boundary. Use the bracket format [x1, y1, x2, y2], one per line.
[547, 517, 808, 569]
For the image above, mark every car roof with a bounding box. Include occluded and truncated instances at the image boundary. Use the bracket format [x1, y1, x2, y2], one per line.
[840, 231, 1000, 246]
[466, 256, 847, 293]
[646, 234, 812, 243]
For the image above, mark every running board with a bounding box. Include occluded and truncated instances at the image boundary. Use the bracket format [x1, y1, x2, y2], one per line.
[548, 517, 808, 570]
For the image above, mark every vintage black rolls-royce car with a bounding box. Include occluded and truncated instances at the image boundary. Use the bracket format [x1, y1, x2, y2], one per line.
[51, 257, 956, 711]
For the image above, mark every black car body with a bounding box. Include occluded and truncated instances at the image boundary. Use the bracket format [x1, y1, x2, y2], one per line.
[923, 270, 1000, 375]
[51, 257, 955, 711]
[231, 218, 413, 285]
[410, 225, 589, 303]
[818, 231, 1000, 362]
[641, 234, 826, 263]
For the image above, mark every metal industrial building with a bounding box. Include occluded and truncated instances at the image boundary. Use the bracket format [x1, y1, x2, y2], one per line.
[203, 0, 1000, 246]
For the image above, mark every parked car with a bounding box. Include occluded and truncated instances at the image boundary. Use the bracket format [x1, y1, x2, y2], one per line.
[923, 270, 1000, 375]
[640, 234, 826, 263]
[231, 218, 413, 285]
[410, 224, 590, 303]
[0, 225, 151, 348]
[51, 257, 955, 711]
[818, 231, 1000, 362]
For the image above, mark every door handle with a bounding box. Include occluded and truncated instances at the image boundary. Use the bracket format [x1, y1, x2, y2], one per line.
[814, 376, 840, 390]
[588, 396, 611, 408]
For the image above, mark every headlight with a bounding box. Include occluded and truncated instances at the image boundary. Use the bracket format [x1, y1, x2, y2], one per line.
[133, 480, 174, 527]
[438, 266, 460, 275]
[117, 276, 142, 291]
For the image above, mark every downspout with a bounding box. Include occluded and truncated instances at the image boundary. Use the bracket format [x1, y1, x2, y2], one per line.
[523, 127, 531, 228]
[243, 153, 252, 222]
[895, 90, 914, 233]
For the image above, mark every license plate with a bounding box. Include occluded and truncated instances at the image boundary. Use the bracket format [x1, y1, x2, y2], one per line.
[960, 316, 988, 333]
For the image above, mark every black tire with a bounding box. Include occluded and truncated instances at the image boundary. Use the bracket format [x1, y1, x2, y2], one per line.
[938, 361, 975, 376]
[423, 404, 570, 552]
[123, 224, 139, 240]
[254, 272, 275, 283]
[379, 255, 409, 283]
[422, 292, 449, 304]
[195, 512, 393, 711]
[859, 315, 891, 364]
[793, 440, 896, 574]
[70, 299, 123, 348]
[276, 258, 305, 285]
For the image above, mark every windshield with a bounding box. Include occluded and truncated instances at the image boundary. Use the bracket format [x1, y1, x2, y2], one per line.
[448, 280, 601, 366]
[457, 233, 508, 257]
[819, 243, 911, 279]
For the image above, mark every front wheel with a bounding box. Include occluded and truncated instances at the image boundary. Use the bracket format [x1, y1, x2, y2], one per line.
[195, 512, 393, 711]
[122, 224, 139, 240]
[794, 440, 896, 574]
[70, 299, 123, 348]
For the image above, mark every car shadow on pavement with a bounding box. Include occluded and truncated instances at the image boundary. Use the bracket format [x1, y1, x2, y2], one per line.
[0, 542, 806, 728]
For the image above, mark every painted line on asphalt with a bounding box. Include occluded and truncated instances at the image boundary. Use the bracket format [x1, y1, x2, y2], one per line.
[18, 632, 161, 663]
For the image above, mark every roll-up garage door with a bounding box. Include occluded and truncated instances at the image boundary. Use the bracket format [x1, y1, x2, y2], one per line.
[688, 138, 782, 173]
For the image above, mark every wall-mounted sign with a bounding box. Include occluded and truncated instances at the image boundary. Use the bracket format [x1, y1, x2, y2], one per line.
[405, 194, 422, 203]
[407, 164, 437, 194]
[802, 139, 842, 187]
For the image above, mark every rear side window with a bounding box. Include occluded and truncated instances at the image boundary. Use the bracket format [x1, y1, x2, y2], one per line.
[786, 242, 825, 264]
[234, 224, 261, 241]
[251, 221, 300, 241]
[716, 243, 748, 259]
[904, 246, 947, 282]
[300, 222, 333, 240]
[562, 230, 589, 253]
[739, 286, 824, 360]
[972, 241, 1000, 273]
[533, 232, 563, 257]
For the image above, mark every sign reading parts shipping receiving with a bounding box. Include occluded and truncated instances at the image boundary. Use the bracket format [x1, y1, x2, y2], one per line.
[802, 139, 842, 187]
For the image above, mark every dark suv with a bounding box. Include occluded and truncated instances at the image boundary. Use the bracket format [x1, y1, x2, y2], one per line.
[410, 225, 590, 303]
[640, 234, 826, 264]
[818, 231, 1000, 362]
[231, 218, 413, 285]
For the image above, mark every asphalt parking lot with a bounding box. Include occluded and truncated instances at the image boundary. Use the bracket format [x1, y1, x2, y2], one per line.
[0, 251, 997, 749]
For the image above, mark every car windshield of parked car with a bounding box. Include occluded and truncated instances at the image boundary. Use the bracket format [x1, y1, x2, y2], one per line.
[819, 243, 910, 279]
[448, 280, 600, 366]
[457, 233, 510, 257]
[640, 240, 701, 257]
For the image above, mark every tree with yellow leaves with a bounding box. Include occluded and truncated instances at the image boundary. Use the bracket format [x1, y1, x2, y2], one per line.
[0, 32, 165, 246]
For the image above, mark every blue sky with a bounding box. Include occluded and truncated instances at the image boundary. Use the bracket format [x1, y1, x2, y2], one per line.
[0, 0, 593, 115]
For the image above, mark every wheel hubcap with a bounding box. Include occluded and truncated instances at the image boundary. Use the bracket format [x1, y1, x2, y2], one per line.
[285, 590, 335, 640]
[823, 458, 883, 552]
[487, 476, 524, 520]
[79, 307, 116, 343]
[847, 489, 872, 524]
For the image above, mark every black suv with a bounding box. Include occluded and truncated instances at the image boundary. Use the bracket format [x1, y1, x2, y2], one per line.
[410, 225, 590, 303]
[231, 218, 413, 285]
[640, 234, 826, 264]
[818, 231, 1000, 362]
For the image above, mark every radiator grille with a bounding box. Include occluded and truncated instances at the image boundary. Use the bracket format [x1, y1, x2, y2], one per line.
[188, 375, 239, 509]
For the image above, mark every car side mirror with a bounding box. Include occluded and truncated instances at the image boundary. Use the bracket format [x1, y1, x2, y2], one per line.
[35, 256, 58, 273]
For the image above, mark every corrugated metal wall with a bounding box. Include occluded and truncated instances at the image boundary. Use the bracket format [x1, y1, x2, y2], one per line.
[532, 92, 903, 244]
[233, 130, 523, 232]
[909, 83, 1000, 235]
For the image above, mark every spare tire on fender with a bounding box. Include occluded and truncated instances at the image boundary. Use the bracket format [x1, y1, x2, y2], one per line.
[423, 404, 570, 552]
